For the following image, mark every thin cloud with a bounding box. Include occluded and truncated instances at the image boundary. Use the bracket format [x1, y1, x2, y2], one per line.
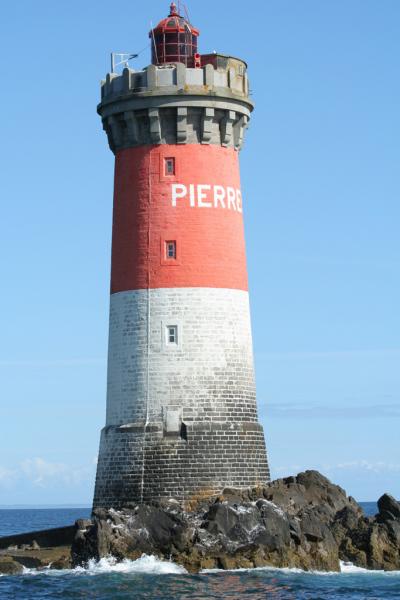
[261, 252, 400, 270]
[0, 358, 106, 368]
[0, 466, 18, 488]
[271, 461, 400, 478]
[325, 461, 400, 474]
[0, 458, 96, 489]
[263, 402, 400, 419]
[256, 349, 400, 361]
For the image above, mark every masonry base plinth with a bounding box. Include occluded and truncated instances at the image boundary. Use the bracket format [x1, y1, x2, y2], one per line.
[93, 421, 270, 509]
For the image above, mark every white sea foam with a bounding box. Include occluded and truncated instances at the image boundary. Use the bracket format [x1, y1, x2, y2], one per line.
[14, 555, 400, 578]
[201, 562, 400, 577]
[20, 554, 187, 577]
[84, 555, 187, 575]
[339, 560, 400, 575]
[200, 566, 304, 574]
[340, 560, 373, 574]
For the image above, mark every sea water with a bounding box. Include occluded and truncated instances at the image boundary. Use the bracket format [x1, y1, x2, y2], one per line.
[1, 504, 400, 600]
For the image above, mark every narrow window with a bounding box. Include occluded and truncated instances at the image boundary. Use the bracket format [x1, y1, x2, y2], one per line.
[180, 422, 188, 441]
[165, 240, 176, 259]
[164, 157, 175, 175]
[167, 325, 178, 344]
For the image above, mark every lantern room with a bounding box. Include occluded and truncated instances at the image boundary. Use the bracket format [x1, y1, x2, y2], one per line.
[150, 2, 200, 67]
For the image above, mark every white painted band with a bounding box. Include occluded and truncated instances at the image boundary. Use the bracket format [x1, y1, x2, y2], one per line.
[105, 288, 258, 427]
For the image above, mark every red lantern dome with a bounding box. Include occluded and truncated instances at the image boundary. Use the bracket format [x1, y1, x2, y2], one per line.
[149, 3, 200, 66]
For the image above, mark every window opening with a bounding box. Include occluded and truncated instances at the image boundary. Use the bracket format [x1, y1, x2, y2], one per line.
[180, 422, 188, 441]
[166, 240, 176, 259]
[165, 157, 175, 175]
[167, 325, 178, 344]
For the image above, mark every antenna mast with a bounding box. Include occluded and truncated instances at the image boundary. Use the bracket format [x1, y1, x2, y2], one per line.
[110, 52, 138, 73]
[150, 21, 159, 64]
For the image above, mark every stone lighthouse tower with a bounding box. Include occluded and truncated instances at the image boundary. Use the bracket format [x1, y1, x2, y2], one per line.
[93, 3, 270, 508]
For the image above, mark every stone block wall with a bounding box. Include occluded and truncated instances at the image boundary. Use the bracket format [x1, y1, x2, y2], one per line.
[93, 288, 270, 507]
[93, 422, 269, 507]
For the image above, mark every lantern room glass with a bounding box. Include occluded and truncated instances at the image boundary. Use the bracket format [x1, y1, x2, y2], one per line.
[152, 31, 198, 66]
[150, 5, 199, 67]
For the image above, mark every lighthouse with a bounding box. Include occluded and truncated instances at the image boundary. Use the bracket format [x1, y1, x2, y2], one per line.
[93, 3, 270, 508]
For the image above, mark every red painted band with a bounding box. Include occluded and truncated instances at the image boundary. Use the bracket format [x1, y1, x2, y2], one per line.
[111, 144, 248, 293]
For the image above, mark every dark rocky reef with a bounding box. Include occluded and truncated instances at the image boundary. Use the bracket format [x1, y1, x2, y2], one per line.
[71, 471, 400, 573]
[1, 471, 398, 575]
[0, 525, 74, 574]
[0, 545, 72, 574]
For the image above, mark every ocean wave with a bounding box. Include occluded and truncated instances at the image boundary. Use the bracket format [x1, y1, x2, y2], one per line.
[21, 555, 187, 577]
[15, 556, 400, 579]
[84, 555, 187, 575]
[340, 561, 400, 575]
[201, 561, 400, 577]
[200, 566, 304, 575]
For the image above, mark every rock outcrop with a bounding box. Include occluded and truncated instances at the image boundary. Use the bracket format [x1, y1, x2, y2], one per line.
[0, 526, 75, 574]
[0, 546, 72, 574]
[71, 470, 400, 573]
[0, 557, 24, 575]
[1, 471, 398, 575]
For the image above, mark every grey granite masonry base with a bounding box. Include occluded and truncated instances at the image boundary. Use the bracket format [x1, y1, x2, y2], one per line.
[93, 421, 269, 508]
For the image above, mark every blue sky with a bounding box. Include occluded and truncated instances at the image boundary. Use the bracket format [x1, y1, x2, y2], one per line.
[0, 0, 399, 505]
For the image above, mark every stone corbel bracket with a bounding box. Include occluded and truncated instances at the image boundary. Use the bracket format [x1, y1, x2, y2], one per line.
[99, 61, 254, 153]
